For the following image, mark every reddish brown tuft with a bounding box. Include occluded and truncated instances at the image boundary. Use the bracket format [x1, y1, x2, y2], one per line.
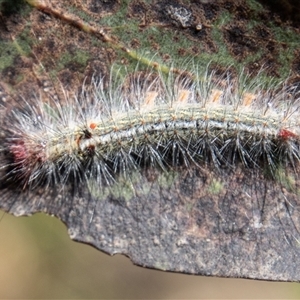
[278, 129, 297, 140]
[10, 142, 28, 163]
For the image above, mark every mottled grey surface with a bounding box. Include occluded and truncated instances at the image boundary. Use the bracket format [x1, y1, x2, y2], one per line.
[1, 164, 300, 281]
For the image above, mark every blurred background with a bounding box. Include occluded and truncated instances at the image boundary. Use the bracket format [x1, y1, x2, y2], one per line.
[0, 211, 299, 299]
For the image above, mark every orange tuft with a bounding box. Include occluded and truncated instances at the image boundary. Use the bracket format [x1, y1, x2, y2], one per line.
[177, 89, 190, 103]
[89, 123, 97, 130]
[209, 89, 223, 102]
[243, 92, 256, 106]
[144, 91, 158, 107]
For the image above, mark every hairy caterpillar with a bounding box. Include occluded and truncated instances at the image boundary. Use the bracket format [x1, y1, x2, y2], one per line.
[0, 66, 300, 194]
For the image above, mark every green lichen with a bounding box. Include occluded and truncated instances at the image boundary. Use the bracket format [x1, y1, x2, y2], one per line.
[247, 0, 264, 12]
[57, 50, 90, 71]
[274, 167, 299, 195]
[207, 179, 224, 195]
[0, 41, 18, 72]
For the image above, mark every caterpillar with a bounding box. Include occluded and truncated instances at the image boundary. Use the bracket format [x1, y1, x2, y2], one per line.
[0, 66, 300, 195]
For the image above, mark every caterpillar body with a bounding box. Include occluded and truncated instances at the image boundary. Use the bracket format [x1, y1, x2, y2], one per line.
[0, 67, 300, 193]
